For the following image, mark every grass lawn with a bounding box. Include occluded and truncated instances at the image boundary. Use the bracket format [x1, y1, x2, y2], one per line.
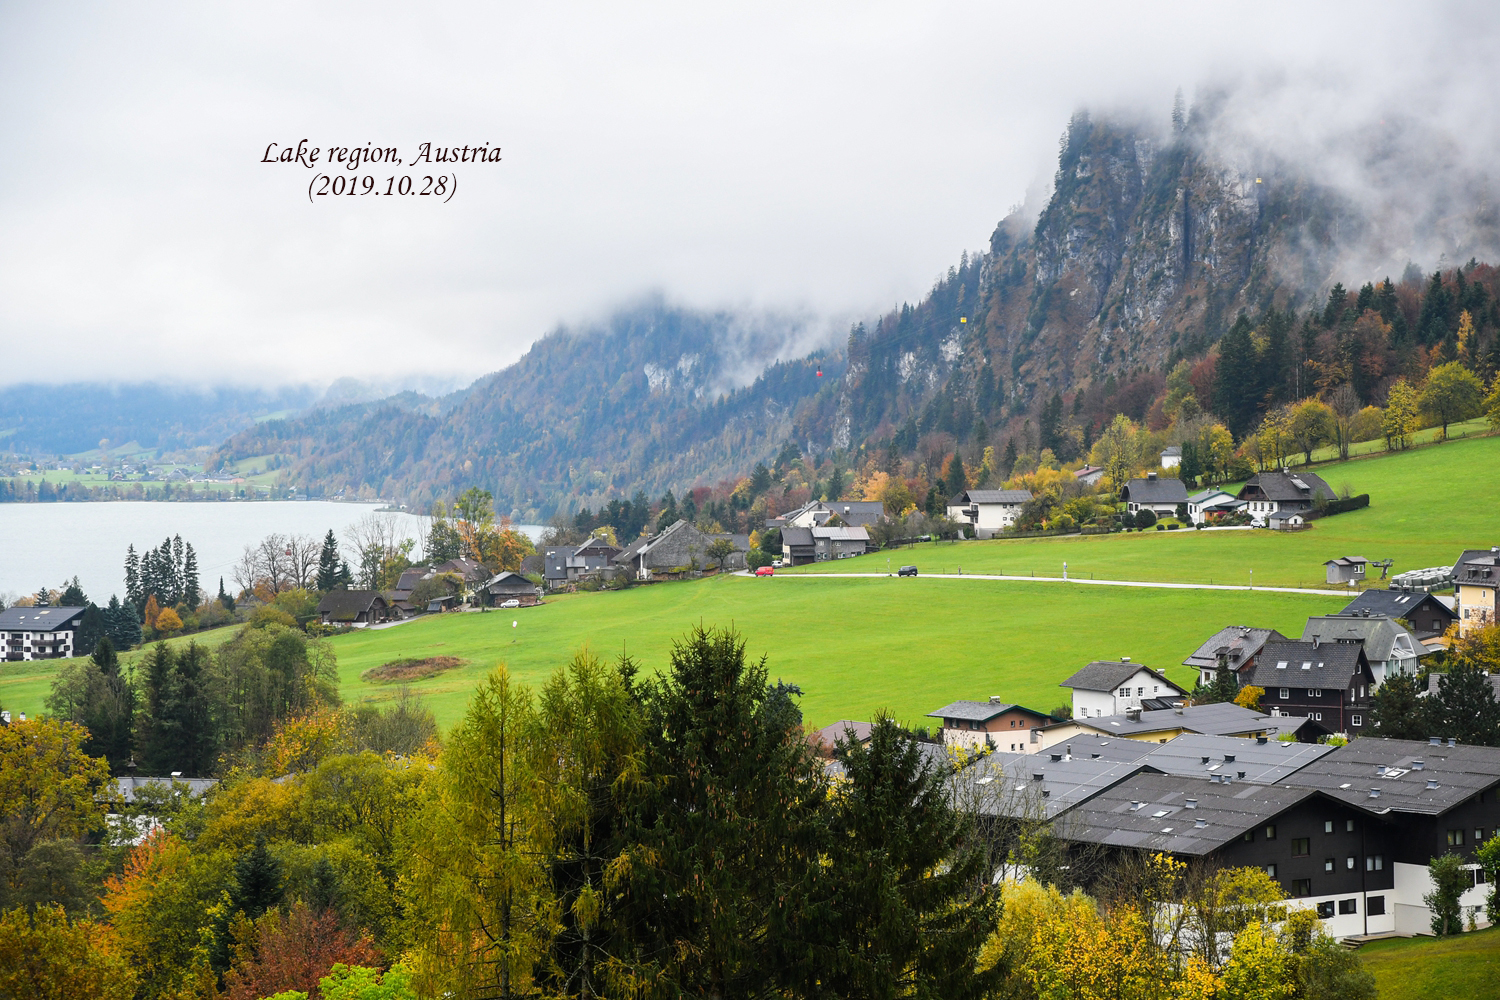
[0, 624, 244, 719]
[788, 433, 1500, 589]
[319, 575, 1343, 731]
[1358, 927, 1500, 1000]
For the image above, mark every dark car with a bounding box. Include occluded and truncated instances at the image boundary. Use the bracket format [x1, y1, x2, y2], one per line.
[898, 565, 918, 577]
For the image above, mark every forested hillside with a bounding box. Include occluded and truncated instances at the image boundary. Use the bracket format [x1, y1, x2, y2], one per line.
[210, 98, 1500, 519]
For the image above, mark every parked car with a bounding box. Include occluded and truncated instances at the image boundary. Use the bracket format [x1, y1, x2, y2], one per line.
[499, 598, 521, 608]
[772, 559, 784, 568]
[898, 565, 918, 577]
[754, 566, 775, 577]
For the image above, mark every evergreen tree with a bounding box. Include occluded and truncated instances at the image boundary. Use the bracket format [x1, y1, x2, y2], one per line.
[615, 626, 827, 997]
[32, 585, 51, 607]
[1322, 283, 1348, 328]
[1371, 672, 1427, 740]
[1214, 314, 1259, 438]
[1418, 271, 1454, 345]
[59, 576, 87, 608]
[124, 545, 141, 611]
[43, 635, 135, 774]
[181, 543, 200, 610]
[1038, 392, 1065, 457]
[75, 603, 105, 658]
[232, 834, 285, 920]
[134, 642, 215, 775]
[103, 595, 141, 651]
[1429, 661, 1500, 747]
[217, 577, 235, 612]
[1192, 660, 1241, 705]
[655, 490, 679, 532]
[315, 530, 341, 591]
[1002, 437, 1018, 476]
[818, 718, 1004, 1000]
[943, 452, 968, 500]
[336, 560, 354, 590]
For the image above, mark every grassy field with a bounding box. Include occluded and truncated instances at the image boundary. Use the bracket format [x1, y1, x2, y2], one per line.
[318, 576, 1342, 730]
[788, 433, 1500, 589]
[1358, 927, 1500, 1000]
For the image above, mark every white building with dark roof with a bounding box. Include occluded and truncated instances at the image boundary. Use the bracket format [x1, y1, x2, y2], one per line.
[1059, 657, 1188, 720]
[0, 606, 86, 661]
[945, 489, 1033, 537]
[1119, 473, 1188, 516]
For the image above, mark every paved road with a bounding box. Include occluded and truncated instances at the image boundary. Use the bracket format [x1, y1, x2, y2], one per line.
[757, 571, 1350, 597]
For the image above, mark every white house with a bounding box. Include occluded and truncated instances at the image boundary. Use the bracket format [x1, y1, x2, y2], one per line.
[1059, 657, 1189, 720]
[945, 489, 1033, 538]
[1073, 465, 1105, 487]
[1236, 470, 1335, 527]
[0, 606, 86, 661]
[1160, 445, 1182, 469]
[1186, 489, 1243, 525]
[1302, 613, 1424, 687]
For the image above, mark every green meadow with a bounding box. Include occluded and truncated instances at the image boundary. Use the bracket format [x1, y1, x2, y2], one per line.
[1358, 925, 1500, 1000]
[789, 432, 1500, 589]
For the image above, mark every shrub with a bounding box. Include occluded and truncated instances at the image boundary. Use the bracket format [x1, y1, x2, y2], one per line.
[1136, 508, 1158, 529]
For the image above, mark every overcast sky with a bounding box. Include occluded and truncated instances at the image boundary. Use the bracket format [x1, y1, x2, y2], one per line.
[0, 2, 1492, 389]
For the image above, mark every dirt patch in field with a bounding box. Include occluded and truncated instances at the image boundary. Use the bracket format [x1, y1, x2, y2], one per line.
[361, 656, 468, 683]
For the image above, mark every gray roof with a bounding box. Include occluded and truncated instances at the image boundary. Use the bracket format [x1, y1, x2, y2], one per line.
[1136, 733, 1336, 784]
[1324, 556, 1368, 567]
[811, 526, 869, 541]
[1182, 626, 1285, 670]
[1283, 737, 1500, 817]
[1237, 470, 1335, 504]
[1060, 659, 1185, 695]
[484, 571, 535, 594]
[1032, 734, 1159, 763]
[926, 700, 1052, 723]
[1300, 615, 1423, 665]
[544, 545, 578, 580]
[952, 753, 1161, 819]
[1340, 589, 1455, 629]
[1454, 549, 1500, 586]
[1250, 639, 1373, 690]
[952, 489, 1033, 505]
[1161, 445, 1182, 457]
[1120, 476, 1189, 504]
[315, 590, 386, 620]
[1186, 489, 1238, 504]
[781, 525, 815, 546]
[1055, 771, 1326, 856]
[1070, 703, 1273, 738]
[113, 775, 219, 803]
[0, 606, 85, 631]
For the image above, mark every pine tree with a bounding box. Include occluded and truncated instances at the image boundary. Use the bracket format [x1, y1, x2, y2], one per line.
[1214, 315, 1259, 438]
[124, 545, 141, 611]
[943, 452, 968, 500]
[336, 560, 354, 590]
[33, 585, 51, 607]
[59, 576, 87, 607]
[1002, 437, 1018, 476]
[1430, 661, 1500, 747]
[232, 834, 285, 920]
[819, 718, 1003, 1000]
[1171, 87, 1187, 135]
[75, 603, 105, 658]
[85, 638, 135, 772]
[181, 543, 200, 610]
[1371, 673, 1426, 740]
[217, 577, 235, 612]
[316, 530, 341, 591]
[615, 626, 827, 997]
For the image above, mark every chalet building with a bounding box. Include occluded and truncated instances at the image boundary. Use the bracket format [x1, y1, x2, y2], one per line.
[315, 590, 393, 626]
[1181, 626, 1286, 688]
[0, 606, 86, 661]
[482, 571, 542, 606]
[544, 535, 623, 589]
[1323, 556, 1368, 585]
[1073, 465, 1105, 487]
[1060, 657, 1188, 719]
[1235, 470, 1335, 527]
[1058, 771, 1400, 939]
[1185, 488, 1243, 525]
[1248, 639, 1375, 734]
[925, 698, 1057, 752]
[1300, 613, 1425, 686]
[1452, 547, 1499, 637]
[945, 489, 1033, 537]
[1119, 473, 1188, 517]
[1340, 588, 1457, 641]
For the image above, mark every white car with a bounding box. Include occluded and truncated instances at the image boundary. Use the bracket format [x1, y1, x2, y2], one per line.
[499, 598, 521, 608]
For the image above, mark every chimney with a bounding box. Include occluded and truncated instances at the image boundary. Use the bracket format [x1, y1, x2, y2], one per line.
[1147, 472, 1158, 481]
[1121, 656, 1132, 663]
[1223, 754, 1235, 763]
[1050, 753, 1063, 762]
[1412, 759, 1424, 770]
[1426, 778, 1439, 789]
[1430, 736, 1442, 746]
[1256, 736, 1268, 745]
[1185, 798, 1198, 809]
[1448, 738, 1460, 747]
[1377, 765, 1388, 775]
[1369, 788, 1381, 798]
[1032, 772, 1045, 782]
[1195, 818, 1208, 828]
[1174, 703, 1185, 715]
[1238, 771, 1246, 779]
[990, 695, 1002, 704]
[1126, 707, 1142, 722]
[1130, 801, 1143, 811]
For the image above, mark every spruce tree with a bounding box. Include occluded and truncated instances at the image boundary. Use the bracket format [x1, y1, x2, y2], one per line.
[75, 603, 105, 658]
[819, 718, 1004, 1000]
[1214, 315, 1259, 438]
[59, 576, 87, 607]
[232, 834, 285, 919]
[85, 638, 135, 772]
[616, 626, 827, 997]
[181, 543, 201, 610]
[124, 545, 142, 611]
[944, 452, 968, 499]
[316, 530, 341, 591]
[1431, 662, 1500, 747]
[217, 577, 235, 612]
[1372, 672, 1427, 740]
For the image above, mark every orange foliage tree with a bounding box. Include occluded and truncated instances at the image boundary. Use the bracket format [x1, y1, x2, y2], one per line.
[0, 904, 137, 1000]
[154, 606, 184, 635]
[224, 902, 382, 1000]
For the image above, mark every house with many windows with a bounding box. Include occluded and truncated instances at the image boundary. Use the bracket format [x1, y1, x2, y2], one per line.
[1236, 470, 1335, 527]
[1059, 657, 1188, 720]
[1182, 625, 1286, 688]
[926, 697, 1057, 752]
[1340, 588, 1457, 641]
[1452, 547, 1499, 636]
[1247, 639, 1375, 734]
[945, 489, 1033, 537]
[1301, 613, 1425, 686]
[0, 606, 86, 661]
[1119, 473, 1188, 517]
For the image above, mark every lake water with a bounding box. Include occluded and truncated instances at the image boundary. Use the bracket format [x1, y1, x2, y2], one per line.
[0, 501, 543, 604]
